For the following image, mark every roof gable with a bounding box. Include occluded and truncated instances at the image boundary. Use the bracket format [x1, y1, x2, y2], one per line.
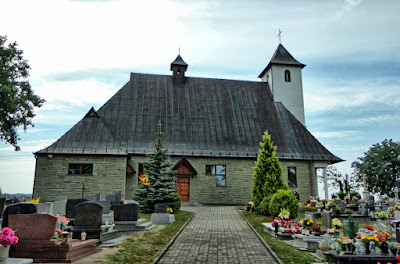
[172, 157, 198, 175]
[36, 107, 127, 156]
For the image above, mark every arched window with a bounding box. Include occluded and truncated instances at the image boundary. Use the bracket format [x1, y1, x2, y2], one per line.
[285, 70, 291, 82]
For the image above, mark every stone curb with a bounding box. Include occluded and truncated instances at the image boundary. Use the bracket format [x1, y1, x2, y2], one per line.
[239, 211, 284, 264]
[152, 212, 196, 264]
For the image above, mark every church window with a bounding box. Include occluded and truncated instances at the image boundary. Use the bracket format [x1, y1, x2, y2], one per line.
[68, 164, 93, 175]
[206, 165, 226, 187]
[288, 167, 297, 187]
[285, 70, 291, 82]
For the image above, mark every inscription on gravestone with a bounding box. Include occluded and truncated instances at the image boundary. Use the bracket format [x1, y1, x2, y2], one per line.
[155, 203, 167, 213]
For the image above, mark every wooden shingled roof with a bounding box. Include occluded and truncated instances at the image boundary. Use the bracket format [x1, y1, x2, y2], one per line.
[36, 54, 342, 163]
[36, 107, 127, 156]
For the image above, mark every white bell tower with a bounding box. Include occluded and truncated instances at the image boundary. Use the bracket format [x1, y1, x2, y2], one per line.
[258, 44, 306, 126]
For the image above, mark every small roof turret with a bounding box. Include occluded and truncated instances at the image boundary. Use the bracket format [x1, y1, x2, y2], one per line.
[170, 55, 188, 71]
[258, 44, 305, 78]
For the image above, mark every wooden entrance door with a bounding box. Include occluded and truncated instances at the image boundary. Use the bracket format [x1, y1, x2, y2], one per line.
[175, 177, 190, 202]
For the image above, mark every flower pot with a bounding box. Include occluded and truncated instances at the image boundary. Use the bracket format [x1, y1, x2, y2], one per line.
[365, 246, 371, 255]
[0, 245, 10, 263]
[380, 241, 389, 254]
[390, 247, 397, 255]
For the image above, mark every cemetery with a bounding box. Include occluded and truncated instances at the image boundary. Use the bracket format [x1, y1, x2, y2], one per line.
[258, 190, 400, 264]
[0, 193, 169, 263]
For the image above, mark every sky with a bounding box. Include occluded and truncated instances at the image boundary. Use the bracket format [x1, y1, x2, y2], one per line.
[1, 0, 399, 195]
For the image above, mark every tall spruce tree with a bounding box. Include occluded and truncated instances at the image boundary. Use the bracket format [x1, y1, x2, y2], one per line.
[135, 121, 181, 213]
[252, 130, 288, 210]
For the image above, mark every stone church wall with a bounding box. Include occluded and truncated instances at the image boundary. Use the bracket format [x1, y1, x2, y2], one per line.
[127, 155, 318, 205]
[33, 155, 127, 202]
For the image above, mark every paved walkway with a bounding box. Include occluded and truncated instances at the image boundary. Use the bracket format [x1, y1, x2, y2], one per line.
[157, 206, 280, 264]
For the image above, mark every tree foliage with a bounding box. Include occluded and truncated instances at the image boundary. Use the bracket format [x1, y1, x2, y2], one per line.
[352, 139, 400, 195]
[252, 130, 288, 210]
[0, 35, 45, 150]
[269, 189, 300, 219]
[135, 122, 180, 213]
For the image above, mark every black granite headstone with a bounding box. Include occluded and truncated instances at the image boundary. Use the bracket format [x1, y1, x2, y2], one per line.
[95, 193, 101, 201]
[66, 198, 88, 218]
[1, 203, 37, 228]
[155, 203, 167, 213]
[94, 200, 110, 214]
[73, 201, 103, 228]
[337, 200, 345, 213]
[114, 203, 140, 221]
[367, 195, 375, 206]
[0, 198, 6, 218]
[105, 194, 116, 203]
[83, 196, 94, 201]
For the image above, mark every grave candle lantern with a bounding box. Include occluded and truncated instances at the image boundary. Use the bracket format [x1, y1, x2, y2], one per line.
[61, 232, 69, 244]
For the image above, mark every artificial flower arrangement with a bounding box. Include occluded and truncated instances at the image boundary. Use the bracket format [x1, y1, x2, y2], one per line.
[337, 236, 350, 245]
[360, 234, 379, 247]
[375, 211, 389, 220]
[27, 197, 40, 204]
[54, 216, 69, 240]
[378, 230, 392, 242]
[357, 199, 366, 204]
[270, 217, 281, 227]
[327, 228, 340, 236]
[332, 218, 343, 229]
[363, 224, 374, 231]
[345, 208, 353, 215]
[246, 201, 254, 207]
[166, 207, 173, 214]
[278, 208, 290, 220]
[302, 218, 313, 227]
[0, 227, 19, 247]
[282, 227, 293, 234]
[312, 225, 321, 233]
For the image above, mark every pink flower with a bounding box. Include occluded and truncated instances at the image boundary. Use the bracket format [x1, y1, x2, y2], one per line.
[11, 236, 18, 245]
[1, 227, 15, 236]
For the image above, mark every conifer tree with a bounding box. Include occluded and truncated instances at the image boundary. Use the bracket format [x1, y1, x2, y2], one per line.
[252, 130, 288, 210]
[135, 121, 181, 213]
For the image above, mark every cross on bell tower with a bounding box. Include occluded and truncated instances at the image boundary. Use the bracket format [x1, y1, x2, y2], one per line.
[277, 29, 282, 44]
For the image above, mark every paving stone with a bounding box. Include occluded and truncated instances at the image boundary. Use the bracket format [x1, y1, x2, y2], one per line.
[157, 206, 280, 263]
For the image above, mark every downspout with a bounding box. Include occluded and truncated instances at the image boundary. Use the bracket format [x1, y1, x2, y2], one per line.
[309, 161, 314, 197]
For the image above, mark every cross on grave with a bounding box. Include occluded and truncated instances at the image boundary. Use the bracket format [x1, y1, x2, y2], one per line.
[277, 28, 282, 44]
[78, 183, 89, 199]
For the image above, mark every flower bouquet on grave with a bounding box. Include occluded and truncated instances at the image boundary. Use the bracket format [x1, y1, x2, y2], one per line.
[54, 216, 69, 240]
[375, 211, 389, 220]
[302, 218, 314, 228]
[332, 218, 343, 230]
[245, 201, 254, 212]
[166, 207, 173, 214]
[389, 241, 399, 255]
[327, 228, 340, 237]
[378, 230, 392, 254]
[0, 227, 19, 247]
[278, 208, 290, 220]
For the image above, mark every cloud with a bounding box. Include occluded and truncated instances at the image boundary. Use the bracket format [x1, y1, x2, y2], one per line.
[336, 0, 363, 18]
[313, 131, 363, 139]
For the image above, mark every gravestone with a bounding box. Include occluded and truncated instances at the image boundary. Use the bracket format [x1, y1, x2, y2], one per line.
[8, 213, 98, 262]
[105, 194, 116, 203]
[395, 211, 400, 220]
[337, 200, 345, 213]
[155, 203, 167, 213]
[0, 197, 6, 218]
[124, 200, 137, 204]
[95, 193, 101, 201]
[66, 198, 88, 218]
[114, 203, 140, 221]
[321, 210, 332, 230]
[291, 190, 300, 201]
[72, 201, 119, 242]
[36, 202, 53, 214]
[358, 203, 368, 216]
[2, 202, 37, 228]
[74, 202, 103, 229]
[55, 196, 67, 201]
[94, 200, 110, 214]
[52, 200, 67, 215]
[305, 211, 315, 220]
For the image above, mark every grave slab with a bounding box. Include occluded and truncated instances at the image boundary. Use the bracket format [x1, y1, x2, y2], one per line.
[150, 213, 175, 224]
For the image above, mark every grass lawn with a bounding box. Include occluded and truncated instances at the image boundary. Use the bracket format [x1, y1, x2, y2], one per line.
[103, 210, 193, 264]
[242, 210, 318, 264]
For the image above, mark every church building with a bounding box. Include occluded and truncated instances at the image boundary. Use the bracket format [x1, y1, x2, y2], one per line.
[33, 44, 342, 204]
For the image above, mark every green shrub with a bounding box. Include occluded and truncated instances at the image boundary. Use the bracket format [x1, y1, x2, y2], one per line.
[259, 195, 272, 216]
[269, 189, 300, 219]
[167, 192, 181, 212]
